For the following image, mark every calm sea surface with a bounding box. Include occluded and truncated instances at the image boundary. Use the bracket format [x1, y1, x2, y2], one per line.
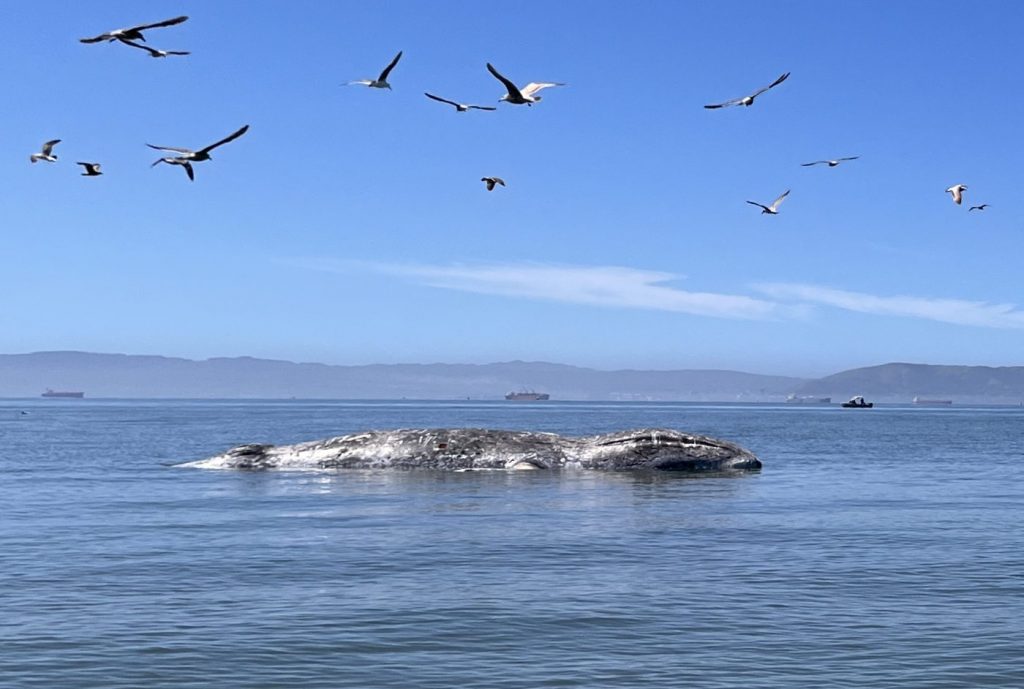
[1, 400, 1022, 688]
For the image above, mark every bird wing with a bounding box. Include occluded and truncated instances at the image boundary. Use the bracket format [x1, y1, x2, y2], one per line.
[493, 177, 506, 186]
[746, 201, 770, 211]
[769, 189, 791, 211]
[197, 124, 250, 155]
[425, 92, 461, 108]
[80, 33, 114, 43]
[468, 105, 497, 111]
[520, 82, 564, 97]
[837, 156, 860, 161]
[487, 63, 524, 99]
[126, 15, 189, 33]
[41, 140, 61, 155]
[749, 71, 791, 98]
[183, 161, 194, 181]
[147, 143, 194, 154]
[377, 50, 403, 81]
[801, 161, 827, 166]
[704, 97, 744, 109]
[118, 39, 159, 56]
[346, 80, 373, 86]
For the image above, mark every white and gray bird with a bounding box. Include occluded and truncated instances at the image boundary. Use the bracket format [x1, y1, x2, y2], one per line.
[802, 156, 859, 167]
[946, 184, 968, 205]
[77, 162, 103, 176]
[119, 39, 189, 58]
[747, 189, 791, 215]
[151, 156, 195, 181]
[79, 15, 188, 44]
[481, 177, 506, 191]
[486, 63, 564, 105]
[30, 139, 61, 163]
[347, 51, 403, 89]
[424, 92, 496, 112]
[147, 124, 249, 163]
[705, 72, 790, 109]
[968, 203, 989, 212]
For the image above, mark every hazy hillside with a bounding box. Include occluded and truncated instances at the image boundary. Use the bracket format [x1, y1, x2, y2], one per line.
[798, 363, 1024, 403]
[0, 351, 802, 400]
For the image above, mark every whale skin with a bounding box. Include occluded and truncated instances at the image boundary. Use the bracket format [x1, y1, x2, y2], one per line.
[182, 428, 762, 473]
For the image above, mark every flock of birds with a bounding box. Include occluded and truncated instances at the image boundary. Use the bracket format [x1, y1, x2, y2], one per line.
[28, 13, 992, 209]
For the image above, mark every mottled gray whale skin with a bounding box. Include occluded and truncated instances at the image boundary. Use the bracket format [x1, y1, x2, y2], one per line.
[182, 428, 761, 473]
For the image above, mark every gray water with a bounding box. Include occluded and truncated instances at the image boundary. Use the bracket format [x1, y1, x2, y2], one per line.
[1, 400, 1022, 688]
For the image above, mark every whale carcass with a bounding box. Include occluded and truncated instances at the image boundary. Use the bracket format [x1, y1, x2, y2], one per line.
[182, 428, 761, 473]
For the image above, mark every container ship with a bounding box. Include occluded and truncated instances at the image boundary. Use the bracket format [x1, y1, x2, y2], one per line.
[785, 394, 831, 404]
[912, 397, 952, 406]
[505, 391, 550, 401]
[41, 389, 85, 398]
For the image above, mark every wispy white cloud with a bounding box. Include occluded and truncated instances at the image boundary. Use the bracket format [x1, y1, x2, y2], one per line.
[757, 282, 1024, 329]
[286, 258, 1024, 330]
[291, 258, 782, 320]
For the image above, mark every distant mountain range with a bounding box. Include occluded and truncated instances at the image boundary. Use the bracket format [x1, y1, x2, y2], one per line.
[1, 352, 1022, 403]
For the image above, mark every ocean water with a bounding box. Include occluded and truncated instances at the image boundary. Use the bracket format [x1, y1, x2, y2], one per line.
[1, 399, 1022, 689]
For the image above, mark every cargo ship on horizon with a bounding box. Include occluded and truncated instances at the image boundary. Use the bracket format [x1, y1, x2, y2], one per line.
[505, 391, 550, 401]
[41, 389, 85, 399]
[912, 397, 952, 406]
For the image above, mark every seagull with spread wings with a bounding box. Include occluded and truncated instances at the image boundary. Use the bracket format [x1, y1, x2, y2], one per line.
[80, 15, 188, 44]
[747, 190, 791, 215]
[705, 72, 790, 109]
[481, 177, 506, 191]
[347, 51, 403, 89]
[946, 184, 967, 205]
[77, 162, 103, 177]
[486, 63, 564, 106]
[151, 156, 195, 181]
[802, 156, 859, 167]
[147, 124, 250, 163]
[424, 93, 496, 112]
[30, 139, 61, 163]
[119, 39, 189, 58]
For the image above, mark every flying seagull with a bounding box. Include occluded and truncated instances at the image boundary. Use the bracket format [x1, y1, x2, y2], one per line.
[424, 92, 496, 112]
[968, 203, 989, 212]
[147, 124, 250, 163]
[481, 177, 506, 191]
[77, 162, 103, 176]
[746, 189, 791, 215]
[946, 184, 967, 205]
[705, 72, 790, 109]
[151, 156, 195, 181]
[80, 15, 188, 44]
[801, 156, 859, 167]
[119, 39, 189, 58]
[347, 51, 403, 89]
[30, 139, 61, 163]
[486, 63, 565, 105]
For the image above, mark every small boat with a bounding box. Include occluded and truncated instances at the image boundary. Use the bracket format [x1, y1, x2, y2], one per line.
[841, 395, 873, 408]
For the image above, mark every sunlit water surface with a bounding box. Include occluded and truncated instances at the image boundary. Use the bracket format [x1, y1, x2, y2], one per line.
[2, 400, 1022, 688]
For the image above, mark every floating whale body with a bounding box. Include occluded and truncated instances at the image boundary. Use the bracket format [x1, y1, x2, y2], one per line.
[181, 428, 761, 473]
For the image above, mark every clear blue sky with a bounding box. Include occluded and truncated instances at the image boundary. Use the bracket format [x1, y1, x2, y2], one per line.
[3, 1, 1023, 376]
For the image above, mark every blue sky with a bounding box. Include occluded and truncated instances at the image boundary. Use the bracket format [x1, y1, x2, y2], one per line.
[3, 1, 1023, 376]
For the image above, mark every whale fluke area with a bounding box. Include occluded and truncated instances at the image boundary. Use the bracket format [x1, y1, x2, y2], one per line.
[181, 428, 761, 473]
